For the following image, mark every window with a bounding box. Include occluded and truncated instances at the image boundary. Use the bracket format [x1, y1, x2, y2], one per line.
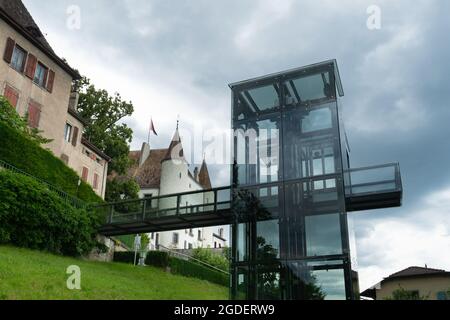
[64, 123, 72, 142]
[172, 233, 179, 245]
[27, 101, 41, 128]
[198, 230, 202, 241]
[10, 45, 27, 72]
[3, 85, 19, 108]
[144, 194, 153, 199]
[189, 229, 194, 237]
[257, 219, 280, 260]
[150, 233, 154, 240]
[93, 173, 99, 190]
[188, 243, 193, 249]
[219, 228, 224, 238]
[34, 62, 48, 87]
[81, 167, 89, 182]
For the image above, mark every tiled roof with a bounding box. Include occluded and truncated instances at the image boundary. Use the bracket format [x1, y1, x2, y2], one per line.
[386, 266, 449, 280]
[115, 149, 168, 189]
[0, 0, 80, 78]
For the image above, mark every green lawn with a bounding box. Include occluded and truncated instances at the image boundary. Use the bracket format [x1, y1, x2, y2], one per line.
[0, 246, 229, 300]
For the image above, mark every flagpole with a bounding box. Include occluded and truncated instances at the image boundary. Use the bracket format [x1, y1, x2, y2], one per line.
[148, 118, 151, 145]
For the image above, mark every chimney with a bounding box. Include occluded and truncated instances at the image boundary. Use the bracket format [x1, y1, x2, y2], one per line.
[139, 142, 151, 167]
[68, 92, 79, 111]
[194, 167, 199, 181]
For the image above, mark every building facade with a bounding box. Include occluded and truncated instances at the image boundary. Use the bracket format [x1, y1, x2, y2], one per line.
[361, 267, 450, 300]
[114, 129, 228, 250]
[0, 0, 109, 198]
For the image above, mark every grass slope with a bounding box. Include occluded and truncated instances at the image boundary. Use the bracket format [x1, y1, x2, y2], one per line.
[0, 246, 228, 300]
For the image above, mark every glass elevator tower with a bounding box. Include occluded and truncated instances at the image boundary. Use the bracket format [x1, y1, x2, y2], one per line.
[229, 60, 402, 300]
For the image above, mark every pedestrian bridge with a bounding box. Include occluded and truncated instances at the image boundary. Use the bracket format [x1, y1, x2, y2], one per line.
[96, 163, 402, 236]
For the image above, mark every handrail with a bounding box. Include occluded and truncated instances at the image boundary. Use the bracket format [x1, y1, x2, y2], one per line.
[0, 158, 87, 209]
[157, 244, 230, 275]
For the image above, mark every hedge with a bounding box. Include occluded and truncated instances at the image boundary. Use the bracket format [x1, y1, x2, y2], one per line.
[0, 119, 102, 204]
[168, 257, 229, 287]
[145, 251, 170, 268]
[113, 251, 137, 264]
[0, 170, 100, 256]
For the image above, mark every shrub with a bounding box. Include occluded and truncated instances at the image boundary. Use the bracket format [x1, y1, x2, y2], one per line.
[0, 122, 102, 204]
[113, 251, 137, 264]
[191, 248, 230, 272]
[168, 257, 229, 287]
[0, 170, 100, 256]
[145, 251, 170, 268]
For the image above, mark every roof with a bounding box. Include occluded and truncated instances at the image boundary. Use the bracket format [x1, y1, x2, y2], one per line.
[198, 160, 212, 190]
[0, 0, 80, 79]
[81, 136, 111, 162]
[115, 148, 168, 189]
[228, 59, 344, 97]
[386, 266, 450, 280]
[163, 128, 185, 162]
[68, 107, 88, 126]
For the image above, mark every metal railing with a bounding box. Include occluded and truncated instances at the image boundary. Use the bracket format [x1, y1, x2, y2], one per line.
[0, 159, 87, 209]
[157, 244, 230, 275]
[344, 163, 402, 197]
[96, 186, 232, 224]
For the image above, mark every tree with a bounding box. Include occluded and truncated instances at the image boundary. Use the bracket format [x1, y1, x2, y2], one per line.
[72, 77, 134, 175]
[384, 286, 429, 300]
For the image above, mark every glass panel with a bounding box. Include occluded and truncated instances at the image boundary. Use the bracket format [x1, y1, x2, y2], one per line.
[236, 267, 248, 300]
[235, 84, 280, 120]
[283, 104, 338, 181]
[257, 270, 281, 300]
[284, 72, 333, 104]
[311, 269, 346, 300]
[302, 108, 332, 133]
[237, 223, 247, 262]
[305, 213, 342, 257]
[257, 219, 280, 260]
[234, 117, 280, 186]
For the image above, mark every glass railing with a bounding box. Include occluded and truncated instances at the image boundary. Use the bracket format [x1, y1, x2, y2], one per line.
[344, 163, 402, 197]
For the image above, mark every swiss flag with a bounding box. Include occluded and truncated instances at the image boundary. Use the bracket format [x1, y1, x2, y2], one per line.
[150, 119, 158, 136]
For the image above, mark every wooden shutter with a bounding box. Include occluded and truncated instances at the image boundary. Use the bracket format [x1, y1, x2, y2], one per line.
[93, 173, 99, 190]
[27, 101, 41, 128]
[24, 54, 37, 79]
[72, 126, 79, 147]
[4, 85, 19, 108]
[46, 69, 55, 93]
[3, 37, 15, 63]
[81, 167, 89, 182]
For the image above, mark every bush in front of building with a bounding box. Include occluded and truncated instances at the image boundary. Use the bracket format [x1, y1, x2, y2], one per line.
[113, 251, 137, 264]
[0, 170, 100, 256]
[145, 251, 170, 268]
[191, 248, 230, 272]
[168, 257, 229, 287]
[0, 99, 102, 204]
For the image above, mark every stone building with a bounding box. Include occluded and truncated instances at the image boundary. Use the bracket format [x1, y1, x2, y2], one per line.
[0, 0, 109, 198]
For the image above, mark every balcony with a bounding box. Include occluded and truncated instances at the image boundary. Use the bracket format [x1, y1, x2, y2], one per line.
[345, 163, 403, 212]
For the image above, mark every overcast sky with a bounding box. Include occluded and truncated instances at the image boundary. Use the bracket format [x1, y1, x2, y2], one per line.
[23, 0, 450, 291]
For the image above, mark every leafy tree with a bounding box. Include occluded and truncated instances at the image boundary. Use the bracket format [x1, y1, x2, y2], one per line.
[105, 178, 140, 202]
[384, 286, 429, 300]
[73, 77, 134, 175]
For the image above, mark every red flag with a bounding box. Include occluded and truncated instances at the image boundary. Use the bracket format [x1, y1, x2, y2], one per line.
[150, 119, 158, 136]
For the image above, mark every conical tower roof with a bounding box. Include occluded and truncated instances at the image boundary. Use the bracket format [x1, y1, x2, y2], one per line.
[162, 128, 185, 162]
[198, 159, 212, 189]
